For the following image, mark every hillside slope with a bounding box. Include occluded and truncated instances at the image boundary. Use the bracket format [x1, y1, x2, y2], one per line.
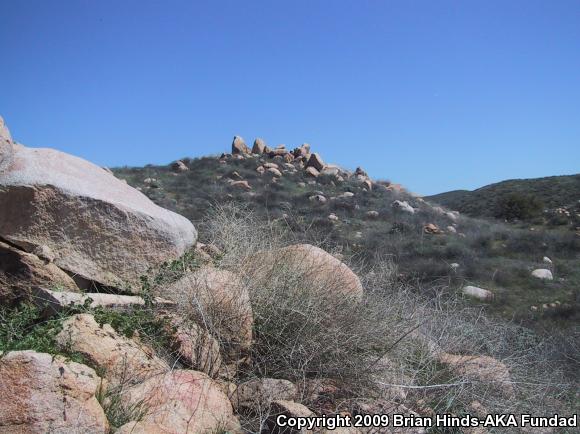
[427, 174, 580, 221]
[113, 138, 580, 329]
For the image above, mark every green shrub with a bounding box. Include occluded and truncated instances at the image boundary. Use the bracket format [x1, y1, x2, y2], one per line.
[494, 193, 544, 221]
[92, 308, 172, 354]
[0, 303, 64, 355]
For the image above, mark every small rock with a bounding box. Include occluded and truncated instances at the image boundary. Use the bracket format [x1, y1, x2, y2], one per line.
[198, 242, 223, 259]
[392, 200, 415, 214]
[543, 256, 553, 264]
[309, 194, 327, 204]
[337, 191, 355, 199]
[446, 211, 460, 221]
[256, 165, 265, 174]
[531, 269, 553, 280]
[447, 225, 457, 233]
[266, 400, 315, 433]
[355, 167, 368, 177]
[171, 160, 189, 172]
[321, 166, 340, 176]
[424, 223, 443, 235]
[328, 213, 339, 222]
[267, 167, 282, 177]
[365, 210, 379, 219]
[305, 166, 320, 177]
[269, 146, 288, 157]
[230, 180, 252, 190]
[292, 143, 311, 157]
[463, 285, 493, 301]
[232, 378, 297, 411]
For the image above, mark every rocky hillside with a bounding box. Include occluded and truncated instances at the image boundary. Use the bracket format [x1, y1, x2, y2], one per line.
[427, 175, 580, 226]
[0, 119, 578, 433]
[114, 136, 580, 329]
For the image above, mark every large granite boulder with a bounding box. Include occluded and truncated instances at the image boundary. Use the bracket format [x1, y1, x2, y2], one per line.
[0, 350, 108, 434]
[0, 119, 196, 291]
[248, 244, 364, 299]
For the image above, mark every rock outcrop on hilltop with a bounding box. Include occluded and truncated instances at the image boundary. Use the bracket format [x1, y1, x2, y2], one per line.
[0, 118, 196, 291]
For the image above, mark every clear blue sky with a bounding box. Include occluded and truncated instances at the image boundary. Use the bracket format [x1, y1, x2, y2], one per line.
[1, 1, 579, 195]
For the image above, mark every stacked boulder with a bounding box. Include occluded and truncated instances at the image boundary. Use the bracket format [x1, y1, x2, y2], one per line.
[231, 135, 251, 154]
[252, 137, 267, 154]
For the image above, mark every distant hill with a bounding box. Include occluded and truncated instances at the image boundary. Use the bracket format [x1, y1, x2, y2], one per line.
[426, 174, 580, 219]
